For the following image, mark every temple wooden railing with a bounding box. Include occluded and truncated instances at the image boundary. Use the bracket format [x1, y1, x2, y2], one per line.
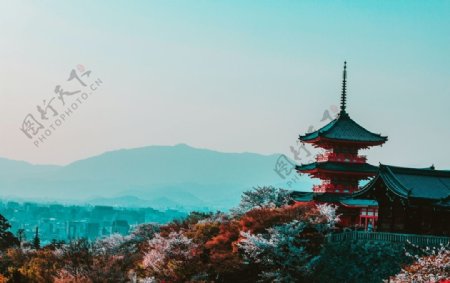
[327, 231, 450, 246]
[316, 152, 367, 163]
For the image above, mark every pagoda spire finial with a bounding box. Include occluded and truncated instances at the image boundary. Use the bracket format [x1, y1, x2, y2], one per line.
[340, 61, 347, 113]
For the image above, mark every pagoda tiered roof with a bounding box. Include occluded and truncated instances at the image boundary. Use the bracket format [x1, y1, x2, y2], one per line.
[299, 111, 387, 146]
[296, 161, 378, 176]
[299, 62, 387, 148]
[354, 164, 450, 208]
[291, 191, 378, 207]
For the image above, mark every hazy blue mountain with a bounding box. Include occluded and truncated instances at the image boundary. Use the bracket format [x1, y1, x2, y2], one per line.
[0, 158, 59, 181]
[0, 144, 313, 210]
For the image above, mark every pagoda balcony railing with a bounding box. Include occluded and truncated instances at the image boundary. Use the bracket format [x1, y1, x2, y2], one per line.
[313, 183, 358, 193]
[327, 231, 450, 247]
[316, 152, 367, 163]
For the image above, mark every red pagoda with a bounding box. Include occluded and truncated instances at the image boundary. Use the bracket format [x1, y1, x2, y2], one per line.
[293, 62, 388, 229]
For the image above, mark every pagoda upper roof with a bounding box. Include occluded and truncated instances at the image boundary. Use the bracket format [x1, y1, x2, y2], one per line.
[300, 111, 388, 145]
[296, 161, 378, 175]
[354, 164, 450, 206]
[299, 62, 387, 146]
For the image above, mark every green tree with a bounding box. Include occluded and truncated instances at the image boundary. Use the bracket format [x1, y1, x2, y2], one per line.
[0, 213, 19, 251]
[33, 226, 40, 250]
[311, 240, 413, 283]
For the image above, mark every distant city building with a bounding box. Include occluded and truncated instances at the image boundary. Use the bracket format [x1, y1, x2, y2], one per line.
[86, 222, 100, 240]
[112, 220, 130, 235]
[0, 201, 186, 243]
[67, 220, 87, 240]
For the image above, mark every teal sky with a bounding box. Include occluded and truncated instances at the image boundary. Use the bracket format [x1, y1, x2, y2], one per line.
[1, 1, 449, 167]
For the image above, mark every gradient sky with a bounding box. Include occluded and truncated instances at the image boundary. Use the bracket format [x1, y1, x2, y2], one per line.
[0, 1, 449, 167]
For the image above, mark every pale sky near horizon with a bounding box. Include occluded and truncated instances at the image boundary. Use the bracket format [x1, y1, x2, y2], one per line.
[0, 1, 449, 168]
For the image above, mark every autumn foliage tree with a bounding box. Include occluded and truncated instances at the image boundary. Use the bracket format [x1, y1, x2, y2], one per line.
[232, 186, 293, 215]
[389, 245, 450, 282]
[142, 231, 199, 282]
[238, 203, 339, 282]
[19, 248, 61, 283]
[0, 187, 342, 282]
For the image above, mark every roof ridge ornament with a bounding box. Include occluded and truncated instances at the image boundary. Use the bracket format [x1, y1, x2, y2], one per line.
[340, 61, 347, 113]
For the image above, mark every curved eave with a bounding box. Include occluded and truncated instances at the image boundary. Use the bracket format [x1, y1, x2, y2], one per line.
[340, 200, 378, 208]
[299, 112, 388, 146]
[352, 175, 379, 198]
[353, 165, 411, 199]
[296, 162, 379, 176]
[379, 165, 411, 198]
[340, 203, 376, 208]
[298, 169, 377, 177]
[299, 136, 387, 147]
[299, 119, 337, 142]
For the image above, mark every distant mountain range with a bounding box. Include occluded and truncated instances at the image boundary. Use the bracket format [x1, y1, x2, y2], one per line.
[0, 144, 313, 211]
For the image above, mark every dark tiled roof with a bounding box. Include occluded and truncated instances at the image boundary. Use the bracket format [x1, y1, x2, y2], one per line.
[300, 112, 387, 144]
[291, 191, 377, 207]
[296, 161, 379, 174]
[341, 199, 378, 207]
[291, 191, 314, 202]
[355, 164, 450, 205]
